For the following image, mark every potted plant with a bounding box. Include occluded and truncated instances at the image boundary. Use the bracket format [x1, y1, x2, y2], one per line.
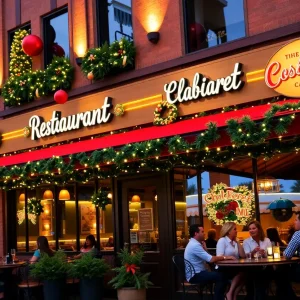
[109, 248, 153, 300]
[30, 251, 69, 300]
[68, 253, 110, 300]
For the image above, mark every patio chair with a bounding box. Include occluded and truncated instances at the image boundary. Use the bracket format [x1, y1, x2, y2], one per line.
[172, 255, 213, 300]
[17, 263, 42, 300]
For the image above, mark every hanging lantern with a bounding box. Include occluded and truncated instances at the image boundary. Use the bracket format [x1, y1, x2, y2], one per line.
[54, 89, 68, 104]
[255, 177, 280, 193]
[131, 195, 141, 203]
[43, 190, 54, 200]
[58, 189, 70, 200]
[22, 35, 44, 56]
[52, 43, 65, 57]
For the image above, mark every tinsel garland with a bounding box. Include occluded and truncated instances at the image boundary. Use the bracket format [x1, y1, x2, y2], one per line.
[91, 189, 110, 210]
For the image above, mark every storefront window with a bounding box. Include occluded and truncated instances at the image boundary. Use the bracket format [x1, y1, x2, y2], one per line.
[44, 8, 69, 66]
[184, 0, 246, 53]
[16, 190, 26, 252]
[97, 0, 133, 45]
[173, 168, 199, 249]
[57, 185, 76, 251]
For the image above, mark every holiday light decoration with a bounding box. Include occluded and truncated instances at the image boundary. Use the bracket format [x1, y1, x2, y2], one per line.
[17, 208, 37, 225]
[91, 189, 110, 210]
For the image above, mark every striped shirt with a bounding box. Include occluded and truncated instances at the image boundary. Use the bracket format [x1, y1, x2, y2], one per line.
[284, 231, 300, 259]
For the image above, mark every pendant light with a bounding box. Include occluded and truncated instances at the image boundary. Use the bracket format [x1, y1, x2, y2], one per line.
[43, 190, 54, 200]
[19, 193, 25, 203]
[59, 189, 70, 200]
[255, 162, 280, 193]
[131, 195, 141, 202]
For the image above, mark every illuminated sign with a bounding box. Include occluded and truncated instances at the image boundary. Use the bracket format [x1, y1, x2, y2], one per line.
[28, 97, 113, 140]
[204, 183, 254, 225]
[265, 39, 300, 97]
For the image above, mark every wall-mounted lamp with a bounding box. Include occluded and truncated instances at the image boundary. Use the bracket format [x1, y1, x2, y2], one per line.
[147, 32, 160, 44]
[58, 189, 70, 201]
[107, 193, 113, 199]
[19, 193, 25, 203]
[76, 57, 83, 66]
[43, 190, 54, 200]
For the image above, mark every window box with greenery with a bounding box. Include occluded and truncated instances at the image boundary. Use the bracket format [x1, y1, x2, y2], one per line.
[30, 251, 69, 300]
[109, 249, 152, 300]
[68, 253, 110, 300]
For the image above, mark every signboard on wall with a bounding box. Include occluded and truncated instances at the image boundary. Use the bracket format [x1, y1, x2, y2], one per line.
[204, 183, 254, 225]
[265, 39, 300, 97]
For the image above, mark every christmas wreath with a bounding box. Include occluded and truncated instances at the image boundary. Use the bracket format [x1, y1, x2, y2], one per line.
[204, 183, 254, 225]
[153, 101, 178, 125]
[91, 189, 110, 210]
[27, 197, 44, 216]
[114, 104, 125, 116]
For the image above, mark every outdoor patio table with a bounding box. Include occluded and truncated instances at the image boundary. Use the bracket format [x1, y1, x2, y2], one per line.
[217, 257, 300, 267]
[0, 261, 26, 300]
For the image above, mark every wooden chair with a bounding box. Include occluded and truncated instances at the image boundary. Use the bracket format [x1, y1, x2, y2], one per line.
[17, 263, 42, 300]
[172, 255, 213, 300]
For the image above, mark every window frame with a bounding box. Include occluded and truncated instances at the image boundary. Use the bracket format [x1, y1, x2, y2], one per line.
[182, 0, 248, 54]
[43, 6, 69, 67]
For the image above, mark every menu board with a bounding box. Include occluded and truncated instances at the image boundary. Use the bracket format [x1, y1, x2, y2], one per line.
[138, 208, 153, 231]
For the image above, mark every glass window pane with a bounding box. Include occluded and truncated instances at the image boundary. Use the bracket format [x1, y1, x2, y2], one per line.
[16, 190, 26, 252]
[108, 0, 133, 42]
[185, 0, 245, 53]
[44, 10, 69, 65]
[57, 185, 76, 251]
[174, 168, 198, 249]
[98, 178, 114, 252]
[78, 182, 97, 249]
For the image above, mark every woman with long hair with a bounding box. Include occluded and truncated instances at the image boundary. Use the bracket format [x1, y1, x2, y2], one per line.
[30, 236, 54, 262]
[216, 222, 245, 300]
[266, 227, 287, 247]
[74, 234, 98, 259]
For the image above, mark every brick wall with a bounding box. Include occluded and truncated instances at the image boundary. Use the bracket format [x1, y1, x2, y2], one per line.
[247, 0, 300, 35]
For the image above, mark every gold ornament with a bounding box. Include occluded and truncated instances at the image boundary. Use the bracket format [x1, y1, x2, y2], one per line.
[35, 88, 40, 98]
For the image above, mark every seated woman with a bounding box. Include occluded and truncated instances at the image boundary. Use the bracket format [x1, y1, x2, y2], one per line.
[243, 220, 272, 257]
[216, 222, 245, 300]
[205, 228, 218, 249]
[266, 227, 287, 247]
[30, 236, 54, 263]
[74, 235, 98, 259]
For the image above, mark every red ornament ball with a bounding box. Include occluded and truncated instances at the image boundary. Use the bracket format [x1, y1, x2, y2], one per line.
[87, 72, 94, 80]
[52, 43, 65, 57]
[54, 89, 68, 104]
[22, 35, 43, 56]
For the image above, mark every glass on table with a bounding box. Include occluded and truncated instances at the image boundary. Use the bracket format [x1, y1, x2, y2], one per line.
[246, 252, 252, 260]
[11, 249, 16, 263]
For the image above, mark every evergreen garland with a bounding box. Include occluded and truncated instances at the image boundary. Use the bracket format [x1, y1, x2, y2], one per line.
[81, 43, 111, 80]
[2, 30, 74, 107]
[27, 197, 44, 216]
[91, 189, 110, 210]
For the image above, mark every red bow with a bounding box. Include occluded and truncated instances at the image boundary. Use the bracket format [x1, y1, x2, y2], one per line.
[125, 263, 137, 274]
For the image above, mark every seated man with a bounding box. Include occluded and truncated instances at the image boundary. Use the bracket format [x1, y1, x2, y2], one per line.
[284, 212, 300, 259]
[184, 224, 235, 300]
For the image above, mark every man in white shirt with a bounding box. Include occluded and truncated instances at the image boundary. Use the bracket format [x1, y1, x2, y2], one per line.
[184, 224, 235, 300]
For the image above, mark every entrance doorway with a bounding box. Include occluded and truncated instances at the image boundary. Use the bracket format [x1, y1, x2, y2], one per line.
[115, 174, 174, 299]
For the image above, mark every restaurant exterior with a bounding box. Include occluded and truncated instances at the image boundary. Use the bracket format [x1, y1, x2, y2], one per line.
[1, 0, 300, 299]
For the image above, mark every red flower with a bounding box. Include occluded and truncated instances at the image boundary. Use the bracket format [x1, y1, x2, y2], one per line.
[125, 263, 137, 274]
[226, 187, 234, 191]
[216, 211, 224, 219]
[228, 201, 238, 210]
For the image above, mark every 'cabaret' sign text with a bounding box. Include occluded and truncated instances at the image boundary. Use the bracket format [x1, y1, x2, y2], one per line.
[164, 63, 244, 104]
[29, 97, 113, 140]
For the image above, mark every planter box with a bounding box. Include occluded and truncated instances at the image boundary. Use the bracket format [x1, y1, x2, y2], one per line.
[80, 278, 103, 300]
[43, 279, 65, 300]
[117, 288, 146, 300]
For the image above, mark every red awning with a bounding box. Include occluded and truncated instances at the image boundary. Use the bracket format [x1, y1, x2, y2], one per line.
[0, 99, 299, 167]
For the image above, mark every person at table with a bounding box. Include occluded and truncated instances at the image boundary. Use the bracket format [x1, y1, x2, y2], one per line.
[30, 236, 54, 262]
[266, 227, 287, 247]
[184, 224, 236, 300]
[216, 222, 246, 300]
[74, 235, 98, 259]
[205, 228, 218, 249]
[284, 213, 300, 259]
[243, 220, 272, 257]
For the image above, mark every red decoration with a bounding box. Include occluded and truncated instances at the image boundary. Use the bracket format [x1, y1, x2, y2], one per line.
[87, 72, 94, 80]
[216, 211, 224, 220]
[125, 263, 137, 274]
[22, 35, 43, 56]
[52, 43, 65, 57]
[54, 90, 68, 104]
[228, 201, 239, 211]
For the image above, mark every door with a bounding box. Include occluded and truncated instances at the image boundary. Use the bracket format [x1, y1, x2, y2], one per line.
[116, 174, 174, 300]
